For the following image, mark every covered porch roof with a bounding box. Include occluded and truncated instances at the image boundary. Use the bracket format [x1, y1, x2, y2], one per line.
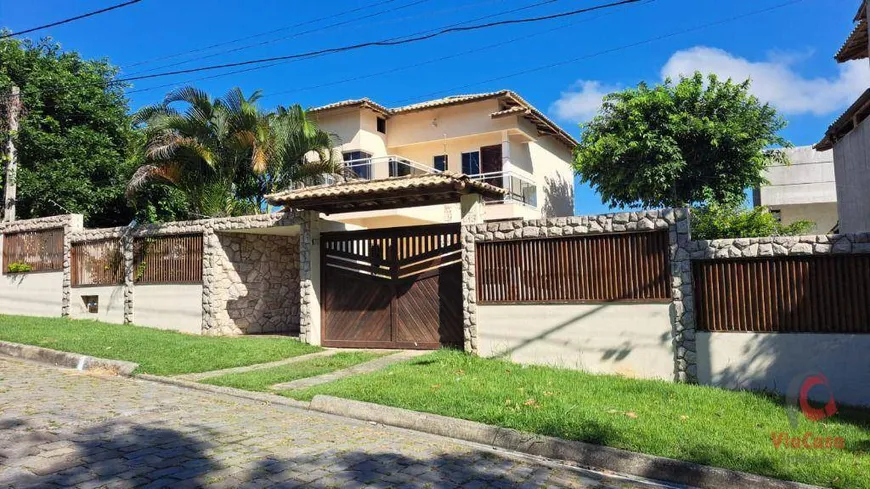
[264, 172, 505, 214]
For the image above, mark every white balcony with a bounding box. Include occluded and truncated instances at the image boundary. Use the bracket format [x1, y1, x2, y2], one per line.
[339, 155, 537, 209]
[467, 171, 537, 208]
[342, 155, 437, 180]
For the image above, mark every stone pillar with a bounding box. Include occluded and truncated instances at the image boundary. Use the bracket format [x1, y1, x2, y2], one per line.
[60, 215, 84, 317]
[668, 208, 696, 383]
[201, 222, 218, 334]
[460, 193, 484, 354]
[298, 210, 321, 345]
[121, 232, 135, 324]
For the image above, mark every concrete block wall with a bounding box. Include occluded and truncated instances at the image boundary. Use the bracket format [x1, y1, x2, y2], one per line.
[1, 212, 305, 336]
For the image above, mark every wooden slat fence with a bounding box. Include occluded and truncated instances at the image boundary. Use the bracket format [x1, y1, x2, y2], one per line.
[71, 239, 124, 287]
[693, 254, 870, 333]
[322, 223, 461, 280]
[133, 234, 203, 284]
[1, 229, 64, 272]
[476, 230, 671, 303]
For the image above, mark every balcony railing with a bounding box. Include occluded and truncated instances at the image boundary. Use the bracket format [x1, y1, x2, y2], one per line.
[468, 171, 537, 207]
[338, 155, 537, 208]
[343, 155, 438, 180]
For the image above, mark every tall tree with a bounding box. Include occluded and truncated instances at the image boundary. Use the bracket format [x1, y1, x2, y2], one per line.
[573, 72, 790, 209]
[0, 36, 135, 227]
[129, 87, 267, 218]
[130, 86, 341, 217]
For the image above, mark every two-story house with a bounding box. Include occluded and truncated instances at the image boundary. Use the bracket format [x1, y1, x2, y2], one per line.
[753, 146, 838, 234]
[309, 90, 577, 228]
[816, 0, 870, 233]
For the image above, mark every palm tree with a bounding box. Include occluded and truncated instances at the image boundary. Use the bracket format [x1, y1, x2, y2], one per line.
[129, 87, 344, 217]
[240, 104, 347, 212]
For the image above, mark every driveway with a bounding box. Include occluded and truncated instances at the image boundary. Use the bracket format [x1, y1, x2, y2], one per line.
[0, 358, 678, 489]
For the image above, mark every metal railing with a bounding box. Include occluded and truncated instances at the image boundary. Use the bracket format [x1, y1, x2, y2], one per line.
[468, 171, 537, 207]
[343, 155, 439, 180]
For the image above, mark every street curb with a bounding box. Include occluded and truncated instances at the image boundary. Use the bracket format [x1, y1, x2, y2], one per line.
[136, 374, 310, 409]
[0, 340, 138, 376]
[309, 395, 823, 489]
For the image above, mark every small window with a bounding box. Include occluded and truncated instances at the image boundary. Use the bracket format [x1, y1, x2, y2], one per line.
[376, 117, 386, 134]
[461, 152, 480, 175]
[433, 155, 448, 172]
[343, 151, 373, 179]
[82, 295, 99, 314]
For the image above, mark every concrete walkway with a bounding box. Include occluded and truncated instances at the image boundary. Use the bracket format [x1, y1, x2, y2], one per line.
[271, 349, 429, 390]
[173, 349, 381, 382]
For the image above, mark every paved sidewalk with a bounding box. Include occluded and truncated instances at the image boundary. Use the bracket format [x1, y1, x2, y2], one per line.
[175, 349, 342, 382]
[0, 357, 680, 489]
[271, 350, 427, 391]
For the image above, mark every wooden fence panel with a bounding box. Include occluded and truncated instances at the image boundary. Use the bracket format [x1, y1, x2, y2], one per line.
[476, 231, 671, 304]
[693, 254, 870, 333]
[133, 234, 203, 284]
[1, 229, 64, 272]
[71, 239, 124, 287]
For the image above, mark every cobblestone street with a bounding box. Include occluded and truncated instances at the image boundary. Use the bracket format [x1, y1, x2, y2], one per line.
[0, 358, 677, 489]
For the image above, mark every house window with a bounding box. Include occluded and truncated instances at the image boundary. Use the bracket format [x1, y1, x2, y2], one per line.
[376, 117, 386, 134]
[461, 151, 480, 175]
[343, 151, 372, 179]
[433, 155, 448, 172]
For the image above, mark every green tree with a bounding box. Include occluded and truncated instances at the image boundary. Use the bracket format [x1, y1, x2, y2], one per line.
[0, 36, 135, 227]
[573, 72, 790, 209]
[691, 198, 814, 240]
[130, 86, 341, 217]
[129, 87, 268, 218]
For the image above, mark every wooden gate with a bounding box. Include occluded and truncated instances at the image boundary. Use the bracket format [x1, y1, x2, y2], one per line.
[321, 223, 463, 349]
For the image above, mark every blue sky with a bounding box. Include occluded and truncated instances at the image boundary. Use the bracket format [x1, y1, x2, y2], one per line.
[1, 0, 865, 214]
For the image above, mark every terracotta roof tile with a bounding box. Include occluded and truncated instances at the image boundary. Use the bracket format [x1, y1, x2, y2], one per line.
[265, 172, 504, 205]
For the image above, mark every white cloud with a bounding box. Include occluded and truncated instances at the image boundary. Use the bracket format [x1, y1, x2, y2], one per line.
[549, 80, 619, 122]
[660, 46, 870, 116]
[549, 47, 870, 122]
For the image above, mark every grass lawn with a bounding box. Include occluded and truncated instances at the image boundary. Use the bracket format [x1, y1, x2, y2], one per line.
[286, 349, 870, 489]
[0, 314, 321, 376]
[202, 351, 388, 391]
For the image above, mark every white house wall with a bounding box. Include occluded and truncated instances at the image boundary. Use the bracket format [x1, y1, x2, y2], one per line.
[832, 117, 870, 233]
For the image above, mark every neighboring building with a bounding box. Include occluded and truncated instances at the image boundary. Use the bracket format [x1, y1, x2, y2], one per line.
[309, 90, 577, 228]
[753, 146, 838, 234]
[816, 1, 870, 233]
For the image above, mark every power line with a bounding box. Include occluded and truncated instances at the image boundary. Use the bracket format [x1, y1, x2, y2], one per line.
[1, 0, 570, 101]
[125, 0, 567, 78]
[114, 0, 645, 83]
[125, 0, 570, 94]
[1, 0, 143, 39]
[123, 0, 434, 76]
[121, 0, 402, 69]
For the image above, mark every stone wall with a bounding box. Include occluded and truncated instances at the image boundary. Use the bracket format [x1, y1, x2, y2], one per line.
[2, 212, 305, 335]
[207, 233, 300, 335]
[463, 209, 692, 382]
